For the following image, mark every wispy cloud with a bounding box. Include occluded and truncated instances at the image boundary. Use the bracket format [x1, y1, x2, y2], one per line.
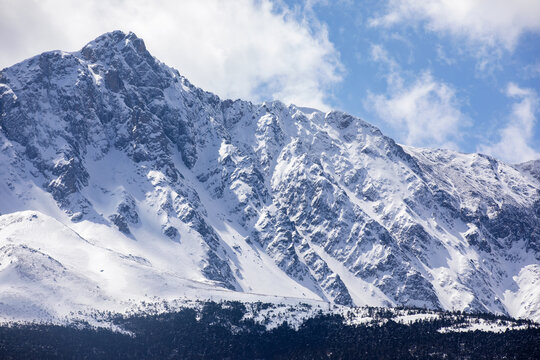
[478, 84, 540, 163]
[523, 62, 540, 79]
[366, 45, 467, 149]
[436, 45, 456, 66]
[0, 0, 342, 110]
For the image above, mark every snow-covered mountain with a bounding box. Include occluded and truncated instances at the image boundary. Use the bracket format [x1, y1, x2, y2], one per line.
[0, 31, 538, 322]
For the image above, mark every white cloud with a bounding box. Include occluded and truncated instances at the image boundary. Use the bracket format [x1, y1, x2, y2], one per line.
[367, 45, 466, 148]
[0, 0, 342, 110]
[367, 72, 465, 148]
[370, 0, 540, 50]
[477, 84, 540, 164]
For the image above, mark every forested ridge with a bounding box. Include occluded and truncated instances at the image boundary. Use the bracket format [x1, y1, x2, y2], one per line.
[0, 301, 538, 359]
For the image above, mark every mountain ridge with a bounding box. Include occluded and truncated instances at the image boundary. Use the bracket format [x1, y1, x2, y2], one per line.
[0, 31, 538, 322]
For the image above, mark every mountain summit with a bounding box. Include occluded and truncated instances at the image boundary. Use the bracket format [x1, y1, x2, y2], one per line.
[0, 31, 538, 322]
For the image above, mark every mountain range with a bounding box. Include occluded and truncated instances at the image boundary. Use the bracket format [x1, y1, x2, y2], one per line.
[0, 31, 538, 323]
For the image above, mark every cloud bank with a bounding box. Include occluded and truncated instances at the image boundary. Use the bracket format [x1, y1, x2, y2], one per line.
[0, 0, 342, 110]
[370, 0, 540, 50]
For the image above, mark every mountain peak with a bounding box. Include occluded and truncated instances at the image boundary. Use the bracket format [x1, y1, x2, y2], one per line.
[80, 30, 148, 61]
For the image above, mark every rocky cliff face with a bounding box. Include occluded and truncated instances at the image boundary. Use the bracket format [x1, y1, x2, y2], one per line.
[0, 31, 538, 321]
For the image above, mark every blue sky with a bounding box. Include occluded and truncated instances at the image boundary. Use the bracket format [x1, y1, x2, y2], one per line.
[1, 0, 539, 163]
